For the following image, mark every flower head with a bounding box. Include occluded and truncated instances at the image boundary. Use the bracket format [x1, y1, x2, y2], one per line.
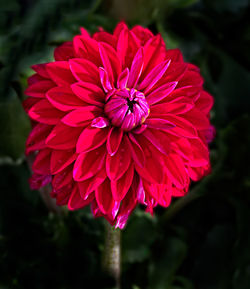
[24, 22, 214, 229]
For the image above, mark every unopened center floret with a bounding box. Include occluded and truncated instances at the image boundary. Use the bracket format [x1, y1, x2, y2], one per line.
[104, 88, 150, 131]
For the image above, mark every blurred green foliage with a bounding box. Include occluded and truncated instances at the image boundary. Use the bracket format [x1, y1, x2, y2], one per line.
[0, 0, 250, 288]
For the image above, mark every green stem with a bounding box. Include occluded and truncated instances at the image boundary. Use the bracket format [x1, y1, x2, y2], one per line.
[103, 222, 121, 289]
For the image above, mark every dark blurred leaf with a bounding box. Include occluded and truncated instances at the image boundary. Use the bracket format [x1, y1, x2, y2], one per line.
[149, 237, 188, 289]
[123, 212, 158, 263]
[0, 95, 30, 159]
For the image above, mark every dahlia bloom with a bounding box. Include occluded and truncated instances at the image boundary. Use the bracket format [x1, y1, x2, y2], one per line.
[23, 22, 214, 229]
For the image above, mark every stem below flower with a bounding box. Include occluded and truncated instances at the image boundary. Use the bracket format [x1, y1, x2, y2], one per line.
[103, 221, 121, 289]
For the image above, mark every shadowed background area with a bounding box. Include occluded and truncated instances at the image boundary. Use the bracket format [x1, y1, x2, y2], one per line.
[0, 0, 250, 288]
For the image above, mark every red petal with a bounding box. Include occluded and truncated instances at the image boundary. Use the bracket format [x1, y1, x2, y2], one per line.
[46, 122, 82, 150]
[28, 99, 65, 125]
[62, 106, 101, 127]
[131, 25, 153, 45]
[46, 86, 85, 111]
[54, 41, 74, 61]
[145, 118, 176, 130]
[164, 48, 183, 62]
[195, 91, 214, 115]
[78, 168, 106, 200]
[93, 31, 117, 48]
[50, 149, 77, 174]
[73, 35, 101, 66]
[165, 153, 189, 189]
[52, 166, 73, 190]
[46, 61, 75, 86]
[126, 134, 145, 168]
[68, 185, 93, 210]
[150, 97, 194, 115]
[138, 59, 171, 94]
[71, 82, 105, 106]
[76, 126, 108, 153]
[106, 138, 131, 181]
[69, 58, 100, 84]
[111, 163, 134, 202]
[99, 42, 121, 84]
[182, 108, 210, 130]
[143, 128, 170, 155]
[73, 145, 106, 181]
[135, 135, 165, 184]
[32, 148, 51, 175]
[31, 64, 50, 78]
[178, 70, 203, 88]
[26, 123, 52, 155]
[115, 177, 138, 229]
[145, 81, 178, 105]
[23, 97, 40, 113]
[141, 35, 167, 78]
[127, 47, 144, 88]
[163, 115, 198, 138]
[95, 178, 119, 218]
[117, 68, 129, 89]
[25, 80, 55, 98]
[106, 127, 123, 156]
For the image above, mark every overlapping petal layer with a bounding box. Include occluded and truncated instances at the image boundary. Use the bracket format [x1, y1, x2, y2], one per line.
[24, 22, 214, 229]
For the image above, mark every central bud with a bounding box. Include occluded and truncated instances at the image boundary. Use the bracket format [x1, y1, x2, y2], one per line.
[104, 88, 150, 131]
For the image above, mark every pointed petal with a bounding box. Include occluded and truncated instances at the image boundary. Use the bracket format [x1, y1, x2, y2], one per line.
[32, 148, 51, 175]
[25, 80, 54, 98]
[54, 41, 74, 61]
[162, 115, 198, 138]
[78, 168, 106, 200]
[28, 99, 65, 125]
[111, 163, 134, 202]
[31, 63, 50, 78]
[46, 122, 82, 150]
[62, 106, 101, 127]
[145, 118, 176, 130]
[117, 68, 129, 89]
[143, 128, 170, 155]
[76, 126, 108, 153]
[195, 91, 214, 115]
[115, 177, 138, 229]
[150, 96, 194, 115]
[73, 35, 101, 66]
[68, 185, 94, 210]
[138, 59, 171, 94]
[25, 123, 52, 155]
[106, 138, 131, 180]
[46, 86, 85, 111]
[50, 149, 77, 174]
[126, 134, 145, 168]
[71, 82, 105, 107]
[107, 127, 123, 156]
[73, 145, 106, 181]
[145, 81, 177, 105]
[135, 135, 165, 184]
[99, 67, 113, 92]
[69, 58, 100, 84]
[99, 42, 121, 84]
[127, 47, 144, 88]
[165, 153, 189, 189]
[95, 178, 119, 218]
[46, 61, 75, 86]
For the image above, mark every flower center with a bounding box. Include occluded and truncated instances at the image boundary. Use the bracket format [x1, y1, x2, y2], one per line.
[104, 88, 150, 131]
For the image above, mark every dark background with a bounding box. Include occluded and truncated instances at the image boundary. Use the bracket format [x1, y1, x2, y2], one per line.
[0, 0, 250, 288]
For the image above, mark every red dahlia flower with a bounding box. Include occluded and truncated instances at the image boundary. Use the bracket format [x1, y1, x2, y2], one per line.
[23, 22, 214, 229]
